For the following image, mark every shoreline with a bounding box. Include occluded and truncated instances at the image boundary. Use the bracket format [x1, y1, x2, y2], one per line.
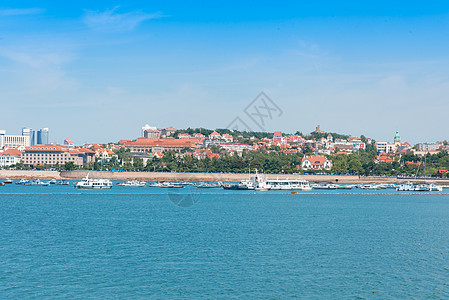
[1, 170, 449, 184]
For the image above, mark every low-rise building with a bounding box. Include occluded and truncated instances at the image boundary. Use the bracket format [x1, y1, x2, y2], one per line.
[159, 127, 177, 137]
[301, 155, 333, 170]
[125, 137, 201, 153]
[273, 131, 284, 143]
[22, 145, 95, 166]
[375, 142, 396, 154]
[209, 131, 222, 140]
[0, 148, 22, 167]
[376, 153, 394, 163]
[219, 143, 252, 153]
[222, 134, 233, 142]
[178, 133, 192, 139]
[416, 142, 439, 151]
[144, 129, 161, 139]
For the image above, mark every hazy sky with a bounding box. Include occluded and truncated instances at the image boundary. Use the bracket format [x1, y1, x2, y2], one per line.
[1, 1, 449, 144]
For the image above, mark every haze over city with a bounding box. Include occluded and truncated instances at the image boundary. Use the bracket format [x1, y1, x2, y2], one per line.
[2, 1, 449, 144]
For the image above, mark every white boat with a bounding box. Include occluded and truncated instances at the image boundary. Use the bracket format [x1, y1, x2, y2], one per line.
[396, 183, 430, 192]
[55, 180, 70, 185]
[314, 184, 338, 190]
[117, 180, 146, 187]
[27, 179, 50, 186]
[75, 174, 112, 189]
[336, 184, 356, 190]
[161, 182, 184, 188]
[194, 182, 220, 188]
[16, 179, 30, 185]
[429, 184, 443, 192]
[359, 184, 382, 190]
[232, 170, 312, 191]
[244, 170, 270, 190]
[237, 179, 255, 190]
[3, 178, 13, 184]
[266, 178, 312, 191]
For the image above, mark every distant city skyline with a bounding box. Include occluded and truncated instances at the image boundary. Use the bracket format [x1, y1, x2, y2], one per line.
[1, 1, 449, 144]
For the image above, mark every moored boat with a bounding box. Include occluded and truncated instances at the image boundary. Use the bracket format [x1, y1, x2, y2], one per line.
[16, 179, 30, 185]
[117, 180, 146, 187]
[75, 174, 112, 189]
[55, 180, 70, 185]
[266, 178, 312, 191]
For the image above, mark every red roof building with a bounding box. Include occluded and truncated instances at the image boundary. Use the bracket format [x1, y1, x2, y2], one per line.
[0, 148, 22, 167]
[124, 137, 202, 153]
[301, 155, 333, 170]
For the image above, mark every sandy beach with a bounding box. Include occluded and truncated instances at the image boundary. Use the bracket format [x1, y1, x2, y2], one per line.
[1, 170, 448, 184]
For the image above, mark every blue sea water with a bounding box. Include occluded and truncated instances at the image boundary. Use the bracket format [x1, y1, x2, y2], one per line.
[1, 183, 449, 299]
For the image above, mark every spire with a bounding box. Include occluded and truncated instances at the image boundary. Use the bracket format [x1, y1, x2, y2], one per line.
[394, 131, 401, 141]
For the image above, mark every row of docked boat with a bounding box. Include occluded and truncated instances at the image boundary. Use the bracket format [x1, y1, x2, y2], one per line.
[222, 170, 312, 191]
[15, 178, 70, 186]
[2, 172, 446, 192]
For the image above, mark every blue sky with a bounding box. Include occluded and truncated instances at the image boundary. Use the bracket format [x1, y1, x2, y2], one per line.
[1, 1, 449, 144]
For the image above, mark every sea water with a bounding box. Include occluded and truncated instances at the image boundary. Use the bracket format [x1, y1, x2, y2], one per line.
[1, 183, 448, 298]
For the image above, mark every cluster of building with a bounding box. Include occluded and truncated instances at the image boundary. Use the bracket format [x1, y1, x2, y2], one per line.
[0, 127, 118, 168]
[125, 125, 335, 170]
[374, 131, 449, 164]
[0, 127, 49, 149]
[1, 124, 448, 171]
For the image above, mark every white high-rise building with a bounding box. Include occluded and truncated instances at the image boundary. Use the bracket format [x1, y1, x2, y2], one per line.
[22, 127, 35, 146]
[0, 129, 31, 148]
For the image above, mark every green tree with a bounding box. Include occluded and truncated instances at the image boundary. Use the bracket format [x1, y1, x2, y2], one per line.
[64, 161, 77, 170]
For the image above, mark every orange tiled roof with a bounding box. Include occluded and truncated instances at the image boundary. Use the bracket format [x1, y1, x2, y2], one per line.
[24, 145, 68, 152]
[0, 148, 21, 156]
[126, 137, 201, 147]
[304, 155, 328, 165]
[377, 156, 394, 163]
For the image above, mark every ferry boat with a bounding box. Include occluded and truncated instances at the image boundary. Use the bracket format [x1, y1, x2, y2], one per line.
[238, 170, 270, 190]
[265, 178, 312, 191]
[396, 183, 431, 192]
[75, 174, 112, 189]
[117, 180, 146, 187]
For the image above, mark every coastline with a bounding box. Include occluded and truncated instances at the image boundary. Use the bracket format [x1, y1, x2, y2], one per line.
[1, 170, 449, 184]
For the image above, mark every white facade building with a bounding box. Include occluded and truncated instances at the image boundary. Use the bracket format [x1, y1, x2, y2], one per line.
[375, 142, 396, 154]
[0, 130, 31, 148]
[0, 149, 22, 167]
[417, 143, 439, 151]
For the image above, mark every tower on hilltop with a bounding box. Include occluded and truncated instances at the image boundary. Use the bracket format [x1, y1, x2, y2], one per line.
[394, 131, 401, 147]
